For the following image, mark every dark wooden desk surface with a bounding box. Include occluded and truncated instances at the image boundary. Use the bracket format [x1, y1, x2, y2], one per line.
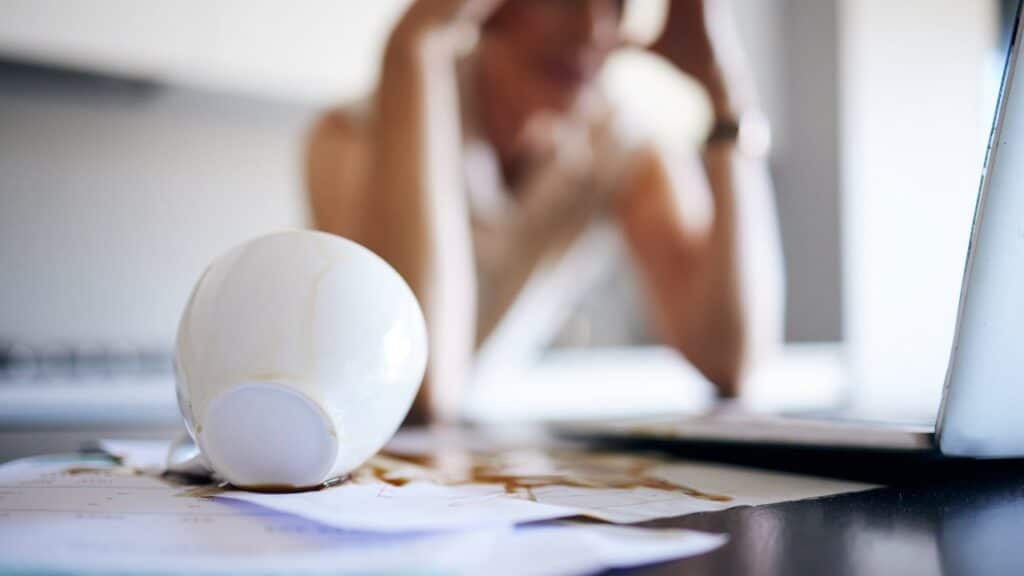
[603, 454, 1024, 576]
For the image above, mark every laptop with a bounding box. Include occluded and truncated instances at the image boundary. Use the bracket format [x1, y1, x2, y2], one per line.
[559, 2, 1024, 464]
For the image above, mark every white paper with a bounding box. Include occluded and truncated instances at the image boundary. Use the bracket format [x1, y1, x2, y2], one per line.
[93, 433, 878, 529]
[0, 456, 725, 575]
[461, 523, 727, 576]
[223, 482, 576, 532]
[529, 460, 875, 523]
[95, 438, 578, 532]
[222, 429, 878, 527]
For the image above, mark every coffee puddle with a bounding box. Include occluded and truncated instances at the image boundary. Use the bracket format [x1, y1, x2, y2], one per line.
[361, 448, 733, 503]
[64, 447, 732, 503]
[228, 476, 348, 494]
[64, 466, 143, 477]
[192, 448, 733, 503]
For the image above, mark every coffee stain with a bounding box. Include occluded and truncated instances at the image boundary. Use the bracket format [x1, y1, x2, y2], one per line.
[359, 448, 733, 503]
[364, 461, 412, 487]
[231, 475, 348, 494]
[65, 466, 143, 477]
[463, 464, 730, 503]
[178, 475, 349, 497]
[379, 451, 434, 467]
[66, 445, 732, 504]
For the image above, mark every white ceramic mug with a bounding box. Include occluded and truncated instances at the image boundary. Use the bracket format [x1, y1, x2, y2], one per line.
[173, 230, 427, 490]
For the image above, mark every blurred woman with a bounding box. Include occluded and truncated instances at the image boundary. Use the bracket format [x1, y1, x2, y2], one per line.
[308, 0, 783, 422]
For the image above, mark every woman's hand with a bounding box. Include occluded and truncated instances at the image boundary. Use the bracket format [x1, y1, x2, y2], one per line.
[615, 1, 782, 397]
[390, 0, 505, 48]
[646, 0, 754, 118]
[369, 0, 510, 426]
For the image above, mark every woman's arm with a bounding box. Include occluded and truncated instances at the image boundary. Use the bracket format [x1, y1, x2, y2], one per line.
[310, 0, 502, 423]
[616, 0, 784, 396]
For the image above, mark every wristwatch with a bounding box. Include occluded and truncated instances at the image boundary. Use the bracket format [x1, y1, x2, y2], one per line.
[706, 111, 771, 157]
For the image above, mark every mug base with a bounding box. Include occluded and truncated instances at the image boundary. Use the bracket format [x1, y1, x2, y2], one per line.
[200, 382, 339, 489]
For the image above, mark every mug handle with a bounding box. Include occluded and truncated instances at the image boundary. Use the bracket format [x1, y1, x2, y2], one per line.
[165, 432, 216, 480]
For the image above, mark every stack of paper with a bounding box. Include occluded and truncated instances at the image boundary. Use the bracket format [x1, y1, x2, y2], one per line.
[0, 430, 877, 575]
[0, 456, 723, 575]
[221, 433, 877, 528]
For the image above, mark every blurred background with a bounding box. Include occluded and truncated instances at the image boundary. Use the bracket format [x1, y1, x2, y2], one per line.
[0, 0, 1014, 459]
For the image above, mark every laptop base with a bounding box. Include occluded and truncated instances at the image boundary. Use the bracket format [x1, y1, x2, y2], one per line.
[568, 433, 1024, 485]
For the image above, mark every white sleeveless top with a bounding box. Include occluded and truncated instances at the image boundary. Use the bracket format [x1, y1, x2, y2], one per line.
[456, 48, 715, 379]
[455, 63, 635, 376]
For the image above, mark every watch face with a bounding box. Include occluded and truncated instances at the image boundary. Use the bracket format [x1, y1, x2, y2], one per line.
[707, 121, 741, 144]
[707, 114, 772, 157]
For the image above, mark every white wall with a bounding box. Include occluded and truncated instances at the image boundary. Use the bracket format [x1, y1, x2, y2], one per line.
[0, 0, 847, 350]
[840, 0, 998, 417]
[0, 0, 410, 104]
[0, 68, 313, 347]
[772, 0, 843, 342]
[726, 0, 845, 342]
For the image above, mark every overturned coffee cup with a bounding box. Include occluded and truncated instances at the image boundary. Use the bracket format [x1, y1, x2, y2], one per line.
[174, 230, 427, 490]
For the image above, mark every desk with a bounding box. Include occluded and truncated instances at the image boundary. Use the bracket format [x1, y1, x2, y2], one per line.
[4, 343, 1005, 574]
[622, 467, 1024, 575]
[3, 434, 1022, 574]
